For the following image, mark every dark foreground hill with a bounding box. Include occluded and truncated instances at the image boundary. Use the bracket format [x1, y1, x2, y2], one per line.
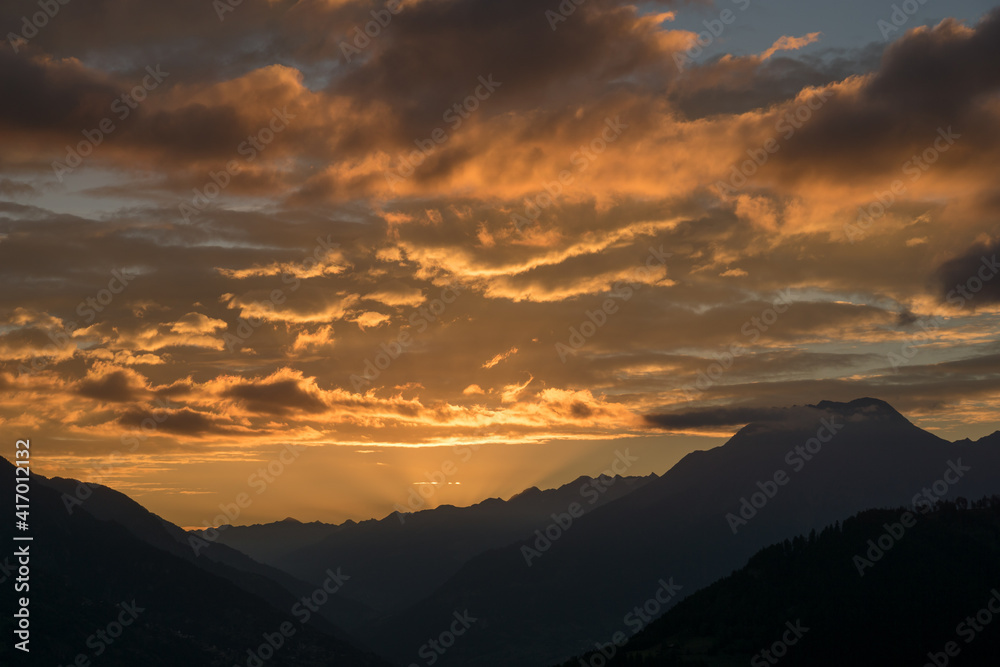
[0, 457, 389, 667]
[562, 497, 1000, 666]
[38, 475, 376, 632]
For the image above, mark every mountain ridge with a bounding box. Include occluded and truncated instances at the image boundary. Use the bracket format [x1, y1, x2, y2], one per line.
[364, 398, 1000, 665]
[562, 497, 1000, 666]
[13, 397, 1000, 666]
[207, 472, 658, 614]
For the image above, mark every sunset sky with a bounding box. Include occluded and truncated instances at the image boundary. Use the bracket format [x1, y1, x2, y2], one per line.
[2, 0, 1000, 527]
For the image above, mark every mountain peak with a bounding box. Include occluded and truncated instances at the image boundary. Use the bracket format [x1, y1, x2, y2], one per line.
[720, 397, 920, 443]
[814, 397, 896, 412]
[508, 486, 541, 501]
[957, 430, 1000, 446]
[811, 397, 910, 424]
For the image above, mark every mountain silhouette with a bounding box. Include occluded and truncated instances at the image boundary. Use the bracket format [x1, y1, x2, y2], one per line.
[204, 472, 655, 613]
[37, 474, 376, 632]
[195, 518, 342, 569]
[363, 398, 1000, 665]
[0, 457, 388, 667]
[8, 398, 1000, 666]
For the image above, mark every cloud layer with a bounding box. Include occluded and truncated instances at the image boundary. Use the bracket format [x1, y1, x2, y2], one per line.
[3, 0, 1000, 522]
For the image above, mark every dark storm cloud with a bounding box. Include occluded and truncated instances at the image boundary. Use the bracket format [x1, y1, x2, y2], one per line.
[118, 406, 231, 436]
[222, 378, 328, 414]
[0, 48, 119, 131]
[645, 405, 804, 429]
[0, 178, 38, 199]
[936, 240, 1000, 307]
[0, 0, 295, 81]
[77, 369, 145, 402]
[0, 47, 290, 171]
[646, 366, 1000, 432]
[0, 325, 63, 360]
[336, 0, 684, 135]
[767, 10, 1000, 181]
[667, 43, 883, 119]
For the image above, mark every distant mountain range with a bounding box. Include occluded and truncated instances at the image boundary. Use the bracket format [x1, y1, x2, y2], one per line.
[6, 398, 1000, 666]
[199, 471, 654, 613]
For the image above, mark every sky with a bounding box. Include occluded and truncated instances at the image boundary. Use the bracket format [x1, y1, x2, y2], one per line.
[2, 0, 1000, 527]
